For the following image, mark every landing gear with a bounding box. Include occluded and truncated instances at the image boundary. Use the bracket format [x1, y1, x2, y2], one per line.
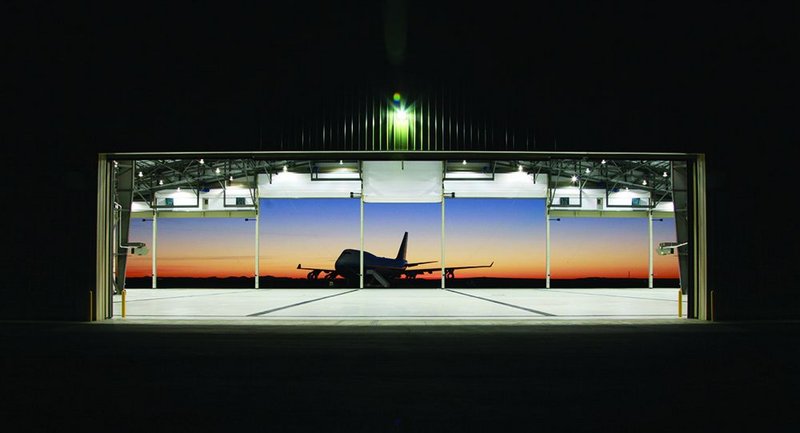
[307, 270, 322, 280]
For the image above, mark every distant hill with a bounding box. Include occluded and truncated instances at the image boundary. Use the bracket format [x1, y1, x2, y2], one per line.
[125, 276, 680, 289]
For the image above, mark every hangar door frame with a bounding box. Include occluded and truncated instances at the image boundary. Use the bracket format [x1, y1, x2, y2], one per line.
[96, 151, 708, 320]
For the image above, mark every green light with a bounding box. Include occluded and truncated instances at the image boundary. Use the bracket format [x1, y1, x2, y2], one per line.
[393, 92, 401, 102]
[389, 105, 413, 150]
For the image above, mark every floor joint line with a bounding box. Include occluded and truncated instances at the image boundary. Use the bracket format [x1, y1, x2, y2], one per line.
[445, 289, 556, 317]
[247, 289, 360, 317]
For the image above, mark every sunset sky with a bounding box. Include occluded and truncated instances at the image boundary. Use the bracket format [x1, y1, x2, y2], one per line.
[127, 198, 679, 282]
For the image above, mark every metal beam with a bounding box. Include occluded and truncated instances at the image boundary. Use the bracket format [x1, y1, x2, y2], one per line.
[131, 210, 257, 219]
[549, 210, 674, 219]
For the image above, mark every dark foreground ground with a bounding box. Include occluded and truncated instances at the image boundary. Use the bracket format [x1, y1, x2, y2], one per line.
[2, 321, 799, 432]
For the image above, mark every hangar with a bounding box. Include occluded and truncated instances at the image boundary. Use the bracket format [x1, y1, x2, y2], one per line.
[95, 151, 707, 322]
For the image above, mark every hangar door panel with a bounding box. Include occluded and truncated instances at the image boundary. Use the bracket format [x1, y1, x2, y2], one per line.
[259, 198, 359, 288]
[445, 198, 545, 288]
[155, 218, 255, 288]
[363, 202, 441, 287]
[550, 218, 650, 288]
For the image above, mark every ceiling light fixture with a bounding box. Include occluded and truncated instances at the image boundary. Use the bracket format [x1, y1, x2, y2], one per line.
[283, 165, 288, 172]
[138, 171, 143, 178]
[663, 171, 668, 177]
[601, 159, 606, 165]
[158, 179, 163, 186]
[199, 158, 204, 165]
[571, 175, 578, 183]
[642, 179, 648, 186]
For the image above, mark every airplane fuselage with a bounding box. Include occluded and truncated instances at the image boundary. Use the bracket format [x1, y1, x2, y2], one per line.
[334, 249, 407, 281]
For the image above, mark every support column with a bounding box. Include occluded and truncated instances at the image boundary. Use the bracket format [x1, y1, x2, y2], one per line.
[359, 192, 364, 289]
[545, 179, 551, 289]
[673, 160, 694, 316]
[441, 190, 446, 289]
[255, 203, 260, 289]
[151, 209, 157, 289]
[546, 206, 551, 289]
[95, 155, 113, 320]
[114, 161, 135, 296]
[648, 209, 654, 289]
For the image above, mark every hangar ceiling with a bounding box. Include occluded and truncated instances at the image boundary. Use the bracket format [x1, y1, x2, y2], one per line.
[126, 158, 675, 205]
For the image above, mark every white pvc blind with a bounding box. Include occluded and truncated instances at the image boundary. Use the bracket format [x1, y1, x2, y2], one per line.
[362, 161, 443, 203]
[258, 173, 361, 198]
[444, 173, 547, 198]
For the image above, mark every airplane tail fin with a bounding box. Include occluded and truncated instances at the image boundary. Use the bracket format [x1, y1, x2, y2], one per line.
[396, 232, 408, 261]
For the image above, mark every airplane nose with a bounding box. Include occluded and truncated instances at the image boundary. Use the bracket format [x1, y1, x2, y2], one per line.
[335, 251, 358, 273]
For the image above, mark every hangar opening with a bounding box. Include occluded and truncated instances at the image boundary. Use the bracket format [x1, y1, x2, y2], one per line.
[95, 152, 707, 321]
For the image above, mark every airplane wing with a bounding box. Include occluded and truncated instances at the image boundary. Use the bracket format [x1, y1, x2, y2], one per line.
[405, 260, 437, 267]
[404, 262, 494, 277]
[409, 262, 493, 273]
[297, 264, 342, 281]
[297, 264, 336, 273]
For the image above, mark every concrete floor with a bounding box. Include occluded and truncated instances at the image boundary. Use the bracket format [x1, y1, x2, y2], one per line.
[113, 288, 687, 321]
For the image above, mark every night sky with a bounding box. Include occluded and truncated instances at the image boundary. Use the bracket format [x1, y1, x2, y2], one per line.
[2, 1, 796, 316]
